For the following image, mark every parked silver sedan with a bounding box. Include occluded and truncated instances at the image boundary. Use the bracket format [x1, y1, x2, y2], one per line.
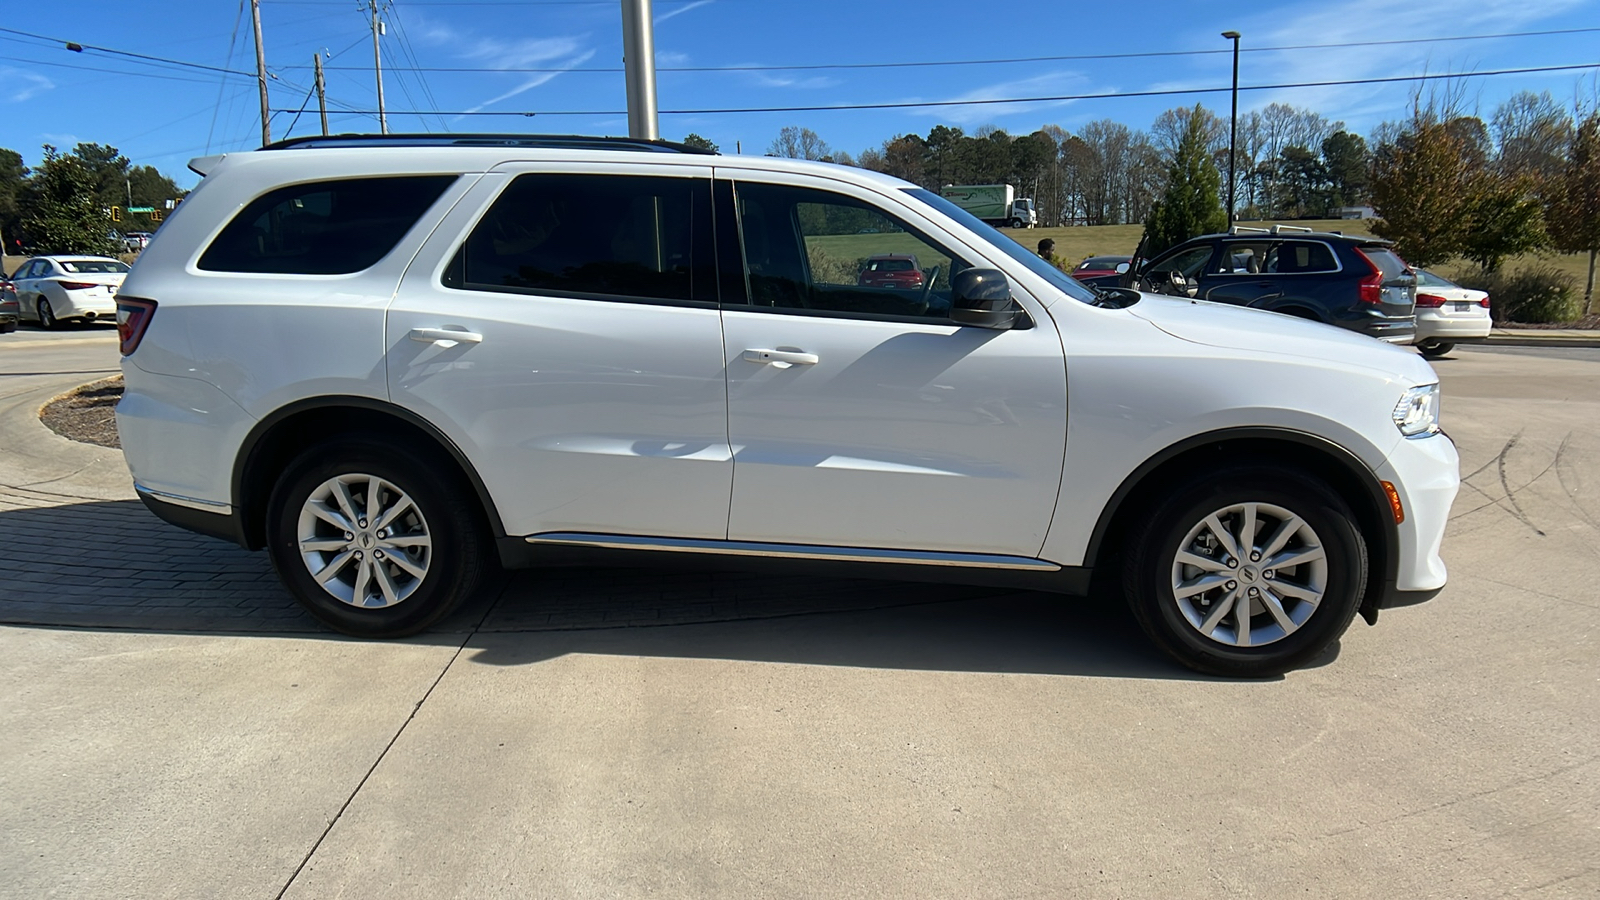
[1414, 269, 1492, 358]
[9, 256, 129, 328]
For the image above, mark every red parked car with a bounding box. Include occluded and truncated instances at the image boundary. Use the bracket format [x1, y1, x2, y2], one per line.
[858, 254, 924, 290]
[1072, 255, 1133, 280]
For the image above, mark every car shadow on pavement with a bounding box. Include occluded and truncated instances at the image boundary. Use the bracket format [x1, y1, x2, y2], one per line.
[0, 499, 1299, 680]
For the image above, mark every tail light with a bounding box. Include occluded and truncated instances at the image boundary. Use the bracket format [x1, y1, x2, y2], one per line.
[59, 280, 98, 291]
[1354, 249, 1384, 305]
[1480, 295, 1491, 308]
[116, 297, 157, 356]
[1415, 293, 1447, 308]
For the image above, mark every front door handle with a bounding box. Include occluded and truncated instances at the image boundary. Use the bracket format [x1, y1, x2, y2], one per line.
[743, 348, 818, 369]
[409, 327, 483, 347]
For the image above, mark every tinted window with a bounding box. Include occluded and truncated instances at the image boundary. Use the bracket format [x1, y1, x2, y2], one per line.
[1268, 241, 1338, 274]
[448, 173, 713, 304]
[199, 176, 455, 275]
[1210, 242, 1268, 275]
[735, 182, 969, 320]
[59, 260, 129, 274]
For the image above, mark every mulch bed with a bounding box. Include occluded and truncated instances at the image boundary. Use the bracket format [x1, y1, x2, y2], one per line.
[40, 375, 123, 449]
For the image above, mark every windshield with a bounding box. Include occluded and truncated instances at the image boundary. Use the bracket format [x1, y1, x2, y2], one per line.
[903, 188, 1099, 305]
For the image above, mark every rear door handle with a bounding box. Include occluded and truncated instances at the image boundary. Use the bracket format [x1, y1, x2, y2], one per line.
[743, 348, 818, 369]
[409, 327, 483, 347]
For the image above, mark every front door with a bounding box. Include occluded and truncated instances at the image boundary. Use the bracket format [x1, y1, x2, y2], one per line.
[718, 176, 1067, 558]
[386, 165, 733, 540]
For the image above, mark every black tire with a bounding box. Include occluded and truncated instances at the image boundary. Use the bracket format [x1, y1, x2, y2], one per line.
[1419, 341, 1454, 359]
[265, 439, 490, 637]
[1122, 466, 1367, 677]
[37, 298, 57, 330]
[1009, 217, 1024, 229]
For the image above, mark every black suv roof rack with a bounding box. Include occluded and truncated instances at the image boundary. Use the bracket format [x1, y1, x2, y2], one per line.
[259, 133, 718, 155]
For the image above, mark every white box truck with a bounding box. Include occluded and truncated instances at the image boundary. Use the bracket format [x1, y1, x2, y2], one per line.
[938, 184, 1037, 228]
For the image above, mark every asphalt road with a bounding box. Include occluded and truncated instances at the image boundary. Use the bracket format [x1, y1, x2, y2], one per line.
[1, 334, 1596, 899]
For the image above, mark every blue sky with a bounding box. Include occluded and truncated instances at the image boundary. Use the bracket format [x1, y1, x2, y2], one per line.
[2, 0, 1597, 187]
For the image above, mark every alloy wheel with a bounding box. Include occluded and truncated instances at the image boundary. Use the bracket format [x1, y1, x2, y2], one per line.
[295, 473, 433, 608]
[1168, 501, 1327, 647]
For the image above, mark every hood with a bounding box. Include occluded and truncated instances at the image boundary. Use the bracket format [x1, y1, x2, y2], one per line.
[1127, 294, 1435, 384]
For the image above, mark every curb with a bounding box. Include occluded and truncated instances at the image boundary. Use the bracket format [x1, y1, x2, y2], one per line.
[1482, 333, 1600, 349]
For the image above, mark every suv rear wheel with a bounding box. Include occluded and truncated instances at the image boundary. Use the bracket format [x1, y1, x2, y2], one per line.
[265, 440, 489, 637]
[1123, 466, 1367, 677]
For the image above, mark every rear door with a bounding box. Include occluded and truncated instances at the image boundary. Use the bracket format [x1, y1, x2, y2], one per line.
[386, 163, 734, 541]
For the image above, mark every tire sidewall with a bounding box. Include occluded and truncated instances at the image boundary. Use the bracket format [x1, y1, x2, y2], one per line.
[1128, 470, 1367, 677]
[265, 442, 482, 637]
[38, 299, 55, 329]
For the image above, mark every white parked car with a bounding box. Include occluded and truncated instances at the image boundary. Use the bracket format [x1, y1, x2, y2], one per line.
[10, 255, 129, 328]
[1413, 269, 1492, 358]
[114, 135, 1459, 676]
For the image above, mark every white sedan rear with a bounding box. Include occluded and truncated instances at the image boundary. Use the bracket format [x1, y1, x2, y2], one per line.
[12, 255, 129, 329]
[1414, 269, 1491, 358]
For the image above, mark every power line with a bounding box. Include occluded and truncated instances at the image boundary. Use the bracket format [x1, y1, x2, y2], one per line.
[269, 60, 1600, 118]
[279, 26, 1600, 75]
[0, 26, 256, 77]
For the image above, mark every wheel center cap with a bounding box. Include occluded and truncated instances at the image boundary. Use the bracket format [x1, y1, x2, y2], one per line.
[358, 532, 375, 549]
[1241, 565, 1260, 583]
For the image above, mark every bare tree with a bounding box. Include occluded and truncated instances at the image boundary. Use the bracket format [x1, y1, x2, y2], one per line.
[1493, 91, 1573, 181]
[768, 126, 831, 161]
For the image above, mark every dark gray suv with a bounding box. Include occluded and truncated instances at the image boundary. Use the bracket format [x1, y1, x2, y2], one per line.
[1093, 229, 1417, 344]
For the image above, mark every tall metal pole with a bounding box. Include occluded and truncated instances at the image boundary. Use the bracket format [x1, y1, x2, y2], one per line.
[1222, 30, 1241, 223]
[314, 53, 329, 135]
[370, 0, 388, 134]
[620, 0, 659, 140]
[251, 0, 271, 145]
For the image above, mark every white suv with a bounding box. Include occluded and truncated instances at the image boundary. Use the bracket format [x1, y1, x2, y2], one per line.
[115, 135, 1458, 676]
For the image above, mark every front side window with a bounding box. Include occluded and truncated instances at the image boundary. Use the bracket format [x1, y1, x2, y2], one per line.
[199, 175, 456, 275]
[1147, 244, 1214, 280]
[735, 182, 970, 320]
[448, 173, 713, 304]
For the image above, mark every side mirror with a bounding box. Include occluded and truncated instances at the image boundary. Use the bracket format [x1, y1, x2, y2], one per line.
[950, 268, 1020, 330]
[1115, 262, 1130, 274]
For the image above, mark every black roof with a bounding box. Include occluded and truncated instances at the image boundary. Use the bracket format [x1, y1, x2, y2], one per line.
[259, 133, 717, 155]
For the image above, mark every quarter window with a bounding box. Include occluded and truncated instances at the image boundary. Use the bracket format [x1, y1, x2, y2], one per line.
[199, 176, 456, 275]
[447, 173, 714, 304]
[734, 182, 970, 320]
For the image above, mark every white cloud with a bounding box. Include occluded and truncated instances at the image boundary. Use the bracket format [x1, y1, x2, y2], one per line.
[910, 70, 1092, 125]
[463, 50, 598, 114]
[656, 0, 714, 25]
[751, 73, 840, 90]
[656, 50, 691, 67]
[463, 36, 589, 70]
[1232, 0, 1589, 124]
[1, 68, 55, 103]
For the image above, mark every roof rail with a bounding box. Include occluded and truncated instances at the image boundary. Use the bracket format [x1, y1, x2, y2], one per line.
[258, 133, 718, 155]
[1228, 223, 1317, 235]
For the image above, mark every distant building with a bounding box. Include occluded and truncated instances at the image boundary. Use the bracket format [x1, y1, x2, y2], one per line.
[1337, 206, 1376, 220]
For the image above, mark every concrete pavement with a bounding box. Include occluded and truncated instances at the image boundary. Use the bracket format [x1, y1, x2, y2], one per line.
[1, 336, 1597, 899]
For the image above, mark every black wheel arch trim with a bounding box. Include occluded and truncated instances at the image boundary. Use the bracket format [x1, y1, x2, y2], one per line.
[231, 395, 507, 549]
[1083, 426, 1400, 611]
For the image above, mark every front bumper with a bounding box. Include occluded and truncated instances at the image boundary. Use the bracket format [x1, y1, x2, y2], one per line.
[1374, 430, 1459, 594]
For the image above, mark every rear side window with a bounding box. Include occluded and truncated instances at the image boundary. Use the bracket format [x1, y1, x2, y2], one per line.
[1268, 241, 1338, 274]
[445, 173, 714, 304]
[199, 176, 456, 275]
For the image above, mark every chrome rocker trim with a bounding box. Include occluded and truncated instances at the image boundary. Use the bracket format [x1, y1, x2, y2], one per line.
[134, 483, 234, 515]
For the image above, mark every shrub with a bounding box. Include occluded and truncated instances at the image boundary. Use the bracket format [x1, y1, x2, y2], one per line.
[1450, 264, 1582, 323]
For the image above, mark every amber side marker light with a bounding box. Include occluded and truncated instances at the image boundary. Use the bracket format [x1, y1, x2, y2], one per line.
[1381, 480, 1405, 524]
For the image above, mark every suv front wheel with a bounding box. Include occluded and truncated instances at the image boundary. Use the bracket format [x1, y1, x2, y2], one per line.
[265, 440, 489, 637]
[1123, 466, 1367, 677]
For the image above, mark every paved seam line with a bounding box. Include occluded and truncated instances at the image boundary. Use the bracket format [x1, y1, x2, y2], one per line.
[271, 581, 510, 900]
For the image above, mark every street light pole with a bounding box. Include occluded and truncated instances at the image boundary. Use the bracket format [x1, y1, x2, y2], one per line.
[620, 0, 659, 140]
[1222, 30, 1241, 223]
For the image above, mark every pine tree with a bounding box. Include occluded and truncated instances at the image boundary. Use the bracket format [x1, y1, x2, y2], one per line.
[1141, 105, 1227, 257]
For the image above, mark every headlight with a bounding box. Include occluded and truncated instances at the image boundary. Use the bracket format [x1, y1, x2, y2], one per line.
[1393, 384, 1440, 437]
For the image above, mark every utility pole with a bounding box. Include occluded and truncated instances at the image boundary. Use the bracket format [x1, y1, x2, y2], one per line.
[369, 0, 388, 134]
[1221, 30, 1241, 223]
[314, 52, 329, 136]
[251, 0, 271, 145]
[620, 0, 659, 140]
